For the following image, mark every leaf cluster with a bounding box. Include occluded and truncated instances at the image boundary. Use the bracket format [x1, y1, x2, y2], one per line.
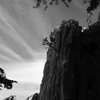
[84, 0, 100, 13]
[33, 0, 100, 13]
[0, 68, 17, 90]
[33, 0, 71, 10]
[42, 36, 58, 53]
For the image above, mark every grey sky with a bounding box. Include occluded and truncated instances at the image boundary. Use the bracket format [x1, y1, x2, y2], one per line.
[0, 0, 99, 100]
[0, 0, 94, 64]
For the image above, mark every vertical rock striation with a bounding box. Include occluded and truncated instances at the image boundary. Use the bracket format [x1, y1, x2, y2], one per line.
[31, 20, 100, 100]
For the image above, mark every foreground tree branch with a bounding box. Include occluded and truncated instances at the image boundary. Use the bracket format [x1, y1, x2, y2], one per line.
[32, 0, 100, 13]
[0, 67, 17, 90]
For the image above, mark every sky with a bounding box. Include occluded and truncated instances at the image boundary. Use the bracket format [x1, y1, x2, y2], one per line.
[0, 0, 99, 100]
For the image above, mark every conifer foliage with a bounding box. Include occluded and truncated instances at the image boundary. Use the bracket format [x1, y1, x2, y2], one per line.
[33, 0, 100, 13]
[0, 67, 17, 90]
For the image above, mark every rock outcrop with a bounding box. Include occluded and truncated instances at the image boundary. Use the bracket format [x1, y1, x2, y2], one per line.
[32, 20, 100, 100]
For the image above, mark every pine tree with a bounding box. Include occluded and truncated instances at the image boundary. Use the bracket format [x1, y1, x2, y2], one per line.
[0, 67, 17, 90]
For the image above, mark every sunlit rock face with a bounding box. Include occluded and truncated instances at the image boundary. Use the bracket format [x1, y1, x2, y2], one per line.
[30, 20, 100, 100]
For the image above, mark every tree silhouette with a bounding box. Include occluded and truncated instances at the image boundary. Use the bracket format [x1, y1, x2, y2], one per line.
[0, 67, 17, 90]
[4, 95, 16, 100]
[42, 36, 58, 53]
[33, 0, 100, 13]
[32, 0, 100, 28]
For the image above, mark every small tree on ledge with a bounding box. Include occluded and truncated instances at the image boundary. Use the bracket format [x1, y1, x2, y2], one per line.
[42, 37, 58, 53]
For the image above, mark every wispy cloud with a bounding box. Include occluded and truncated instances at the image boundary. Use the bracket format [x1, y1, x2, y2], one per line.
[0, 0, 89, 100]
[0, 1, 47, 99]
[0, 0, 48, 64]
[0, 45, 24, 62]
[0, 11, 37, 61]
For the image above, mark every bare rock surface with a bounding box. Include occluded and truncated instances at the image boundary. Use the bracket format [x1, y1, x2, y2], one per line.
[30, 20, 100, 100]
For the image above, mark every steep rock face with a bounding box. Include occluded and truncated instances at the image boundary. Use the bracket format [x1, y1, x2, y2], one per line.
[32, 20, 100, 100]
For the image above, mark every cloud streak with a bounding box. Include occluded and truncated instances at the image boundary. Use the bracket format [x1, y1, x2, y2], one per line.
[0, 45, 24, 62]
[0, 0, 48, 64]
[0, 12, 36, 57]
[0, 0, 88, 100]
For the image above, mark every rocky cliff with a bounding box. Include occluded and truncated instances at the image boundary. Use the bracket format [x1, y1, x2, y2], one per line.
[31, 20, 100, 100]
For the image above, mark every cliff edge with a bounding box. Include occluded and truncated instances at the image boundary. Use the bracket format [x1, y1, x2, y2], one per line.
[30, 20, 100, 100]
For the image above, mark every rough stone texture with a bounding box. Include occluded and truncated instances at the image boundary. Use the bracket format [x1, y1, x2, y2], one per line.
[31, 20, 100, 100]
